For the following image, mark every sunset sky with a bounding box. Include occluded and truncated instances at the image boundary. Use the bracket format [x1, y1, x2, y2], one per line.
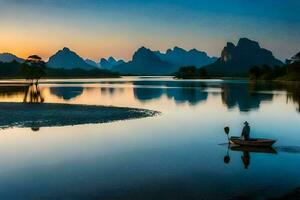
[0, 0, 299, 61]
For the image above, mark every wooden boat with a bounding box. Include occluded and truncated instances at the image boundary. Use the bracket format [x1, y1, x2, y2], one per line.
[230, 145, 277, 154]
[230, 136, 276, 147]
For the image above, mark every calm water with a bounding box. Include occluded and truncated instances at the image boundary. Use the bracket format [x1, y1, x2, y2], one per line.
[0, 77, 299, 199]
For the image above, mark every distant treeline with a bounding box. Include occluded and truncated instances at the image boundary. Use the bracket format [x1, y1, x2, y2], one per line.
[174, 66, 207, 79]
[249, 61, 300, 81]
[174, 61, 300, 81]
[0, 60, 119, 79]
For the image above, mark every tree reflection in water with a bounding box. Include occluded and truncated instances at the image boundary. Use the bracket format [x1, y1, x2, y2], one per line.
[23, 83, 44, 131]
[286, 83, 300, 112]
[23, 83, 44, 103]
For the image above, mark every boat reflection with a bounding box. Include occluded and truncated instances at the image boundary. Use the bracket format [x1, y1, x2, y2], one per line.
[223, 145, 277, 169]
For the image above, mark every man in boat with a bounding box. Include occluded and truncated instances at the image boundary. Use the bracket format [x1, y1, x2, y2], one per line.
[241, 121, 250, 140]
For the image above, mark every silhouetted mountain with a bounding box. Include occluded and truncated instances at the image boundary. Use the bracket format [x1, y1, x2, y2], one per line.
[291, 51, 300, 63]
[99, 56, 125, 69]
[85, 59, 99, 68]
[47, 47, 95, 70]
[204, 38, 283, 76]
[155, 47, 217, 67]
[0, 53, 24, 63]
[113, 47, 176, 75]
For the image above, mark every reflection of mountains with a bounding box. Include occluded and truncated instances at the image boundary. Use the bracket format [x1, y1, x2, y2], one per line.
[248, 82, 300, 113]
[0, 85, 27, 97]
[133, 82, 208, 105]
[0, 84, 44, 103]
[132, 81, 276, 111]
[1, 81, 298, 113]
[100, 87, 126, 95]
[221, 83, 273, 112]
[50, 87, 83, 100]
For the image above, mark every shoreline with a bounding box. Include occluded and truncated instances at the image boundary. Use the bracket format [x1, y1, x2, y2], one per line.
[0, 102, 160, 130]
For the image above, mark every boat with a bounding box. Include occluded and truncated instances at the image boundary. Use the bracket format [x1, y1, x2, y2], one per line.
[229, 136, 276, 147]
[230, 145, 277, 154]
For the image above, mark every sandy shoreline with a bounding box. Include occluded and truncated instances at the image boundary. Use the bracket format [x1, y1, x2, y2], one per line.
[0, 102, 159, 129]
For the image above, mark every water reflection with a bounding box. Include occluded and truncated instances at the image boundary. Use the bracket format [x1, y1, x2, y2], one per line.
[0, 79, 299, 113]
[134, 88, 164, 101]
[221, 83, 273, 112]
[286, 84, 300, 112]
[0, 78, 299, 200]
[0, 85, 27, 97]
[249, 82, 300, 112]
[50, 87, 83, 100]
[224, 145, 277, 169]
[166, 87, 208, 105]
[131, 80, 297, 111]
[23, 84, 44, 103]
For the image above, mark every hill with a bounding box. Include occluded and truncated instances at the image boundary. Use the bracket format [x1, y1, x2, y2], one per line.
[47, 47, 95, 70]
[155, 47, 216, 67]
[204, 38, 283, 77]
[112, 47, 176, 75]
[0, 53, 24, 63]
[85, 59, 99, 68]
[100, 57, 125, 69]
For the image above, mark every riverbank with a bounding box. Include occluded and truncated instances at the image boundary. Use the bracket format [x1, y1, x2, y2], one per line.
[0, 102, 159, 130]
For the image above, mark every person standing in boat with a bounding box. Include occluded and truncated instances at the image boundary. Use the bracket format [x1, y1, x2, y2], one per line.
[241, 121, 250, 140]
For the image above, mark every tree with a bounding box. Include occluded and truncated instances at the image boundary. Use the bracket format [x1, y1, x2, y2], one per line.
[175, 66, 197, 79]
[249, 66, 261, 80]
[198, 68, 207, 78]
[21, 55, 46, 85]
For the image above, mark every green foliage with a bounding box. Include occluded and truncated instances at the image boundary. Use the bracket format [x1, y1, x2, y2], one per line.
[199, 68, 207, 78]
[249, 62, 299, 81]
[286, 61, 300, 80]
[249, 66, 261, 80]
[0, 60, 23, 78]
[0, 60, 119, 79]
[174, 66, 208, 79]
[20, 55, 46, 83]
[44, 68, 119, 78]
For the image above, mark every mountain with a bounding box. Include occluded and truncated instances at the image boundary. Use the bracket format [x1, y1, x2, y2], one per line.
[204, 38, 283, 76]
[112, 47, 176, 75]
[291, 52, 300, 63]
[99, 56, 125, 69]
[47, 47, 95, 70]
[85, 59, 99, 68]
[155, 47, 217, 67]
[0, 53, 24, 63]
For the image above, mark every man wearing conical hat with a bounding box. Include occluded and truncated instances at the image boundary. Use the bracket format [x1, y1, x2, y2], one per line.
[241, 121, 250, 140]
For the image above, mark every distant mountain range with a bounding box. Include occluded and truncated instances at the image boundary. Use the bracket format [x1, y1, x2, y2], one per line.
[45, 46, 215, 74]
[0, 53, 24, 63]
[85, 59, 99, 68]
[155, 47, 217, 67]
[204, 38, 283, 76]
[112, 46, 216, 75]
[47, 47, 95, 70]
[100, 57, 125, 69]
[112, 47, 177, 75]
[1, 38, 285, 77]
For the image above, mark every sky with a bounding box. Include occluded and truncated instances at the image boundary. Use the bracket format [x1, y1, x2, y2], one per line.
[0, 0, 299, 61]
